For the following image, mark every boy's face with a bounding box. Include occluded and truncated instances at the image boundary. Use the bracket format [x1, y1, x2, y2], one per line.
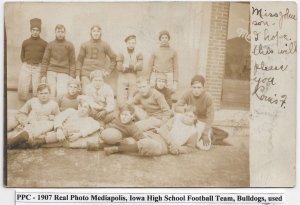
[92, 76, 104, 89]
[192, 82, 204, 97]
[31, 27, 41, 38]
[126, 39, 136, 50]
[37, 88, 50, 103]
[183, 111, 196, 126]
[156, 79, 166, 90]
[160, 35, 169, 44]
[91, 28, 101, 40]
[68, 83, 78, 96]
[78, 102, 90, 117]
[120, 110, 134, 124]
[55, 28, 65, 40]
[137, 81, 151, 97]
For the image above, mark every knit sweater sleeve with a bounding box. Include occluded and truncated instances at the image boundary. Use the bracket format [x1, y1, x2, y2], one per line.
[157, 117, 174, 144]
[148, 52, 155, 77]
[20, 41, 25, 62]
[41, 43, 52, 77]
[174, 91, 189, 113]
[76, 43, 86, 76]
[105, 43, 117, 73]
[68, 42, 76, 78]
[154, 91, 172, 121]
[203, 97, 215, 136]
[173, 50, 179, 81]
[116, 53, 124, 72]
[80, 118, 101, 137]
[16, 99, 32, 124]
[129, 124, 144, 141]
[134, 52, 143, 71]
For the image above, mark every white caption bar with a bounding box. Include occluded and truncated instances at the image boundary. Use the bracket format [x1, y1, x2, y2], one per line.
[16, 192, 284, 204]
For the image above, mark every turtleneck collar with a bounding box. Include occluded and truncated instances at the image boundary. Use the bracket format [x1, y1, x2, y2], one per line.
[160, 42, 170, 47]
[55, 37, 66, 42]
[66, 92, 78, 99]
[31, 35, 40, 40]
[91, 38, 101, 43]
[127, 48, 135, 53]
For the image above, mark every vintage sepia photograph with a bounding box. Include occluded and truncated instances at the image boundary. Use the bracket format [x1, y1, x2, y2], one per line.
[4, 1, 295, 188]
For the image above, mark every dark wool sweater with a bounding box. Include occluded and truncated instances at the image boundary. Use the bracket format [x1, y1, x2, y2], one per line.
[41, 38, 76, 77]
[107, 116, 144, 141]
[20, 36, 47, 65]
[77, 39, 117, 77]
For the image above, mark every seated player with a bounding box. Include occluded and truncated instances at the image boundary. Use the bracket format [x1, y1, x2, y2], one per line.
[154, 73, 173, 108]
[56, 78, 81, 111]
[104, 106, 202, 156]
[7, 83, 60, 148]
[84, 70, 115, 125]
[87, 104, 145, 150]
[127, 77, 172, 132]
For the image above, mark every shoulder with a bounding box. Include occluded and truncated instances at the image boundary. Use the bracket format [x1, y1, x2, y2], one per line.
[40, 38, 48, 45]
[203, 91, 214, 105]
[152, 89, 164, 98]
[103, 83, 114, 93]
[65, 40, 75, 47]
[181, 89, 193, 99]
[49, 99, 59, 107]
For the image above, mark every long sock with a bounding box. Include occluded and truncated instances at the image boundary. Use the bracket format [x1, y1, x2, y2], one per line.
[118, 143, 139, 153]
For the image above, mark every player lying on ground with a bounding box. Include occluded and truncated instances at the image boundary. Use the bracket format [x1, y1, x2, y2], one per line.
[103, 105, 204, 156]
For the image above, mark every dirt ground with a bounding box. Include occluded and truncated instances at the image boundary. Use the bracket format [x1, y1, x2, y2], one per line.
[6, 126, 249, 187]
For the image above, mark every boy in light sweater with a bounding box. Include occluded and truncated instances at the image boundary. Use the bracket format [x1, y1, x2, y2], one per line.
[18, 18, 47, 100]
[116, 34, 143, 106]
[174, 75, 215, 150]
[7, 83, 60, 148]
[104, 106, 201, 156]
[154, 73, 173, 108]
[77, 25, 117, 92]
[149, 30, 178, 91]
[127, 77, 172, 132]
[85, 70, 115, 125]
[56, 78, 81, 111]
[41, 24, 76, 97]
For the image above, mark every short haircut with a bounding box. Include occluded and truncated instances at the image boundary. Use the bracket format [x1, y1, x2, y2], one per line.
[136, 76, 149, 85]
[90, 24, 101, 31]
[119, 104, 135, 114]
[67, 78, 80, 87]
[55, 24, 66, 31]
[77, 96, 92, 111]
[90, 70, 103, 80]
[37, 83, 51, 93]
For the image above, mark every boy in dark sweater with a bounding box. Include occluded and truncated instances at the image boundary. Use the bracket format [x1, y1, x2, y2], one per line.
[18, 18, 47, 101]
[77, 25, 117, 93]
[154, 73, 173, 108]
[56, 78, 81, 111]
[174, 75, 215, 150]
[41, 24, 76, 97]
[87, 104, 145, 151]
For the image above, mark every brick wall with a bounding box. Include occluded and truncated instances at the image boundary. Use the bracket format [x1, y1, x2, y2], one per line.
[206, 2, 230, 109]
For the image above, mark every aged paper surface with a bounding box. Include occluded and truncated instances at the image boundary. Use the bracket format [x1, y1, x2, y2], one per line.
[3, 1, 296, 188]
[250, 2, 296, 187]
